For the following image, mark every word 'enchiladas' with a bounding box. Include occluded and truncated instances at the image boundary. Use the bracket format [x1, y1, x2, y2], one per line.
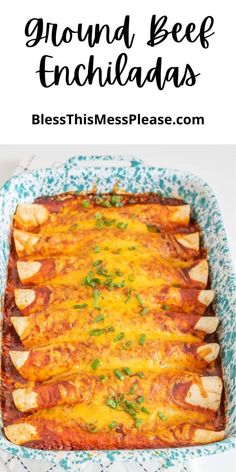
[2, 192, 225, 450]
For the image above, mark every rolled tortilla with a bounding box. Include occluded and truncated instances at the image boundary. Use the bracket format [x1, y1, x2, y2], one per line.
[13, 228, 200, 260]
[14, 201, 191, 233]
[12, 372, 222, 413]
[4, 419, 224, 448]
[16, 257, 208, 290]
[11, 311, 219, 349]
[14, 286, 214, 316]
[9, 341, 220, 382]
[14, 203, 49, 231]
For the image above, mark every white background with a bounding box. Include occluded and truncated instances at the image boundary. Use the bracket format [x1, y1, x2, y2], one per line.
[0, 0, 235, 144]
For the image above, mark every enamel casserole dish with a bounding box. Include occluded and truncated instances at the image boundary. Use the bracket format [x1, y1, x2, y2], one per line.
[0, 156, 235, 470]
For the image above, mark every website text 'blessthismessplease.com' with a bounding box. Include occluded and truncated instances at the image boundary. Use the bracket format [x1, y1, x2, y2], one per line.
[32, 114, 204, 126]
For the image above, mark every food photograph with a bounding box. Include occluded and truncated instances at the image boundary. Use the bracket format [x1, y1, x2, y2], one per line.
[0, 147, 235, 472]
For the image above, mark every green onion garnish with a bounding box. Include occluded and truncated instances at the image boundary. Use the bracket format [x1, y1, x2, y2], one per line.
[158, 411, 167, 421]
[91, 358, 100, 370]
[141, 406, 150, 414]
[140, 307, 149, 316]
[136, 396, 145, 404]
[122, 367, 132, 376]
[108, 420, 118, 430]
[82, 200, 90, 208]
[116, 222, 128, 230]
[99, 375, 108, 381]
[89, 329, 103, 336]
[93, 315, 105, 323]
[129, 383, 138, 395]
[114, 369, 125, 380]
[162, 304, 170, 311]
[114, 332, 125, 342]
[106, 397, 117, 409]
[70, 223, 78, 230]
[139, 334, 146, 345]
[93, 288, 100, 309]
[136, 371, 145, 379]
[134, 418, 142, 428]
[93, 245, 101, 253]
[73, 303, 88, 309]
[136, 294, 144, 306]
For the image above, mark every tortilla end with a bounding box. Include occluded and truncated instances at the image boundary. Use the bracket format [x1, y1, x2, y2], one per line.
[173, 205, 190, 225]
[14, 289, 36, 310]
[176, 232, 200, 251]
[13, 388, 38, 412]
[185, 376, 223, 411]
[198, 290, 215, 306]
[9, 350, 29, 370]
[17, 261, 42, 283]
[194, 317, 219, 334]
[14, 229, 40, 254]
[188, 260, 208, 286]
[193, 428, 225, 444]
[4, 423, 38, 445]
[15, 203, 49, 229]
[197, 343, 220, 363]
[11, 316, 29, 338]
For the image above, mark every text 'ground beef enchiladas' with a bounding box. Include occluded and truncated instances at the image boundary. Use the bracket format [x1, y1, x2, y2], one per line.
[2, 192, 225, 450]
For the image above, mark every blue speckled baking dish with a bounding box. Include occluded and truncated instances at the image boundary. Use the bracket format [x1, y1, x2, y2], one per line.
[0, 155, 235, 470]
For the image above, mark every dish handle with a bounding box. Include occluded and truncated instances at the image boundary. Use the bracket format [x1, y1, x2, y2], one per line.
[64, 154, 145, 169]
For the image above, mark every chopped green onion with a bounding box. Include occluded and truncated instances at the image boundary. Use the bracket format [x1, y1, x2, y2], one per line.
[125, 289, 132, 304]
[111, 195, 122, 207]
[147, 224, 160, 233]
[122, 367, 132, 376]
[93, 245, 101, 253]
[138, 334, 146, 346]
[122, 340, 132, 350]
[93, 314, 105, 323]
[114, 369, 125, 380]
[89, 329, 103, 336]
[99, 374, 108, 381]
[93, 288, 100, 309]
[91, 358, 100, 370]
[93, 259, 103, 267]
[104, 325, 115, 333]
[116, 222, 128, 230]
[136, 294, 144, 306]
[136, 371, 145, 379]
[108, 421, 118, 430]
[141, 406, 150, 414]
[70, 223, 78, 230]
[82, 272, 101, 288]
[86, 423, 97, 432]
[82, 200, 90, 208]
[128, 246, 136, 250]
[140, 307, 149, 316]
[114, 332, 125, 342]
[158, 411, 167, 421]
[95, 212, 102, 219]
[129, 383, 138, 395]
[73, 303, 88, 309]
[162, 304, 170, 311]
[134, 418, 142, 428]
[100, 200, 111, 208]
[136, 396, 145, 404]
[106, 397, 117, 409]
[128, 274, 135, 282]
